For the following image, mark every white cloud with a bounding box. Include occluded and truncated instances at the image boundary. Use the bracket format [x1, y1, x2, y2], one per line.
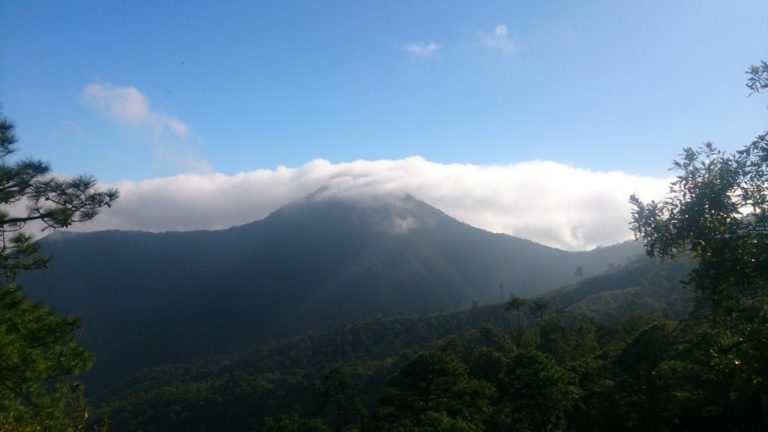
[478, 24, 517, 54]
[403, 42, 440, 57]
[82, 83, 188, 137]
[82, 82, 210, 173]
[72, 157, 670, 251]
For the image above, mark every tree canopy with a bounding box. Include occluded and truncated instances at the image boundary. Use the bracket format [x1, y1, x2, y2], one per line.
[630, 63, 768, 317]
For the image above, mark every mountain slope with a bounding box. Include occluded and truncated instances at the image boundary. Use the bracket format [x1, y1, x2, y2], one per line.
[96, 254, 693, 432]
[549, 255, 695, 320]
[22, 194, 641, 390]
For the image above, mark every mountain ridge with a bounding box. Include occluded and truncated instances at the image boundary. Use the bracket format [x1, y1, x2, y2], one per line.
[22, 193, 642, 390]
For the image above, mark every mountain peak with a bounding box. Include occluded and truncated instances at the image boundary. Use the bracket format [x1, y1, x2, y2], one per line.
[265, 191, 449, 236]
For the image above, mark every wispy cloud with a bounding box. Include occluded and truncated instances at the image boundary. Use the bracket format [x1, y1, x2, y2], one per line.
[477, 25, 517, 54]
[82, 82, 210, 173]
[82, 83, 188, 137]
[75, 157, 669, 251]
[402, 42, 440, 57]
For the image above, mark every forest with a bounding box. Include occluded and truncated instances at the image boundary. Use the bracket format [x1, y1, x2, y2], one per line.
[1, 58, 767, 431]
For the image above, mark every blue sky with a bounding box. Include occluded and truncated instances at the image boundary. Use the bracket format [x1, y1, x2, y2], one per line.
[2, 0, 765, 182]
[1, 1, 766, 249]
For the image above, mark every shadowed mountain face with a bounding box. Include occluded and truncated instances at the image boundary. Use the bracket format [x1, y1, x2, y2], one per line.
[22, 194, 641, 390]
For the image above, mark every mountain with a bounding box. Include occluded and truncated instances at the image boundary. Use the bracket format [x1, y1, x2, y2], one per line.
[22, 193, 642, 390]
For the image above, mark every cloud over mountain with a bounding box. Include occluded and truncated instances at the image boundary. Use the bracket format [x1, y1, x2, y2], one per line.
[74, 157, 669, 250]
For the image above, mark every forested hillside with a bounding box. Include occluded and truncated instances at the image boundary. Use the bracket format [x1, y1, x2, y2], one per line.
[22, 195, 641, 391]
[95, 254, 691, 431]
[548, 255, 694, 319]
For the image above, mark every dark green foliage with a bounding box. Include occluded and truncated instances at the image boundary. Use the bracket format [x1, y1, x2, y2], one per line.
[623, 63, 768, 430]
[313, 368, 363, 432]
[504, 295, 526, 346]
[528, 298, 550, 322]
[96, 296, 763, 431]
[658, 315, 768, 430]
[630, 140, 768, 315]
[0, 286, 92, 431]
[493, 350, 579, 431]
[96, 304, 514, 432]
[95, 254, 698, 431]
[0, 113, 116, 430]
[376, 349, 492, 430]
[256, 414, 331, 432]
[538, 314, 599, 363]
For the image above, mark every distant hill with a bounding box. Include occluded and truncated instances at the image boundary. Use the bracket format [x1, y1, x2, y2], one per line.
[549, 255, 695, 320]
[22, 193, 642, 390]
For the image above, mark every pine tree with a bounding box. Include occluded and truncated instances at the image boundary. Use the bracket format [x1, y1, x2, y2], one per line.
[0, 112, 118, 430]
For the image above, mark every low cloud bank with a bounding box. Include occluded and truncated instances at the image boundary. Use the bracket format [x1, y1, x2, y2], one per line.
[72, 157, 669, 251]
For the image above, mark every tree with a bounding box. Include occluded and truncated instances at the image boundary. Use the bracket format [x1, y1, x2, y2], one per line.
[0, 114, 118, 281]
[628, 62, 768, 430]
[746, 60, 768, 95]
[528, 298, 551, 323]
[630, 141, 768, 316]
[630, 62, 768, 317]
[631, 61, 768, 314]
[505, 295, 526, 347]
[574, 266, 584, 281]
[0, 113, 118, 430]
[493, 349, 580, 432]
[376, 350, 491, 431]
[0, 289, 93, 431]
[537, 313, 598, 363]
[313, 368, 362, 432]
